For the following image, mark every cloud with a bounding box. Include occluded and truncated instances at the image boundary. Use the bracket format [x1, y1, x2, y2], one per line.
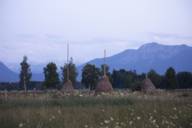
[1, 32, 192, 68]
[149, 33, 192, 45]
[0, 34, 140, 65]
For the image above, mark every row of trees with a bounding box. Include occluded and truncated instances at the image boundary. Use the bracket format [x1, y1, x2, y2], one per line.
[43, 58, 78, 89]
[19, 56, 109, 90]
[19, 56, 78, 90]
[19, 56, 192, 90]
[148, 68, 192, 89]
[111, 67, 192, 89]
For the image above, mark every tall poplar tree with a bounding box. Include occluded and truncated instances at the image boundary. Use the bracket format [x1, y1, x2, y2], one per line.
[19, 56, 32, 91]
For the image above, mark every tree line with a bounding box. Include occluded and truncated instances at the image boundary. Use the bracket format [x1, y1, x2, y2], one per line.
[111, 68, 192, 90]
[17, 56, 192, 90]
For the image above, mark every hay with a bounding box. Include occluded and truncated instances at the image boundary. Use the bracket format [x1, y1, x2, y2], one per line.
[61, 80, 74, 92]
[141, 78, 156, 93]
[95, 75, 113, 94]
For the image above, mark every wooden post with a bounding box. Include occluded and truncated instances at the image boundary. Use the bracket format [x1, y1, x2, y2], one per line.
[67, 43, 69, 81]
[104, 49, 106, 77]
[4, 89, 8, 101]
[24, 75, 27, 93]
[33, 88, 36, 98]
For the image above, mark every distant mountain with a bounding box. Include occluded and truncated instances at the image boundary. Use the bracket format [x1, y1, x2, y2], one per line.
[79, 43, 192, 74]
[0, 62, 19, 82]
[0, 62, 44, 82]
[1, 42, 192, 82]
[31, 73, 44, 81]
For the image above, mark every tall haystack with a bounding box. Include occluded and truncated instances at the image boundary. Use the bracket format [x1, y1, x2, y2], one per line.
[95, 75, 113, 93]
[62, 80, 74, 92]
[61, 43, 74, 93]
[95, 50, 113, 94]
[141, 78, 156, 92]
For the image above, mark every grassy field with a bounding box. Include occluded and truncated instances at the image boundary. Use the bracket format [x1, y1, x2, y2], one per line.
[0, 90, 192, 128]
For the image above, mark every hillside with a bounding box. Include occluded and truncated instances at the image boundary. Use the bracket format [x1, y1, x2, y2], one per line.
[0, 62, 18, 82]
[79, 43, 192, 74]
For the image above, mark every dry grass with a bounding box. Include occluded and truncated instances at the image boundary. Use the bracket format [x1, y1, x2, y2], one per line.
[0, 90, 192, 128]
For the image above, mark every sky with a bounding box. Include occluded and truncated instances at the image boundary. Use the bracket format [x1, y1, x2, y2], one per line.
[0, 0, 192, 71]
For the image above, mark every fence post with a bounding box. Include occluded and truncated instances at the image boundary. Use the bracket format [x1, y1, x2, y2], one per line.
[4, 89, 8, 101]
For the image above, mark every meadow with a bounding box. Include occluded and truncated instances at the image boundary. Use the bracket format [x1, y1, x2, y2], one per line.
[0, 90, 192, 128]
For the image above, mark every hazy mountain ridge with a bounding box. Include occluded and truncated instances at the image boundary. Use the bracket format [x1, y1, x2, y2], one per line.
[0, 62, 44, 82]
[0, 62, 18, 82]
[1, 43, 192, 82]
[81, 42, 192, 74]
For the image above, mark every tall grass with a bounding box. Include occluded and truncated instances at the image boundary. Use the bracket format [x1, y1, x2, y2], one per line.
[0, 91, 192, 128]
[0, 96, 133, 108]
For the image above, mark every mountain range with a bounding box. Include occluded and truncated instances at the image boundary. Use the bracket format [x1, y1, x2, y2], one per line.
[0, 42, 192, 82]
[0, 62, 18, 82]
[82, 42, 192, 74]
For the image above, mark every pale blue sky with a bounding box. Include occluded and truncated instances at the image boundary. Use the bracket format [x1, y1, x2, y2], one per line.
[0, 0, 192, 69]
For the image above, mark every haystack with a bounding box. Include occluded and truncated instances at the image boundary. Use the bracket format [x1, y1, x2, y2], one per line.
[62, 80, 74, 92]
[141, 78, 156, 92]
[95, 75, 113, 93]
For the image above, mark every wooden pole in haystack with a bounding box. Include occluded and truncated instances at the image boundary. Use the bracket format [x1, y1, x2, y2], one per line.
[104, 49, 106, 77]
[62, 42, 74, 92]
[23, 75, 27, 97]
[4, 89, 8, 101]
[95, 49, 113, 94]
[67, 43, 69, 81]
[33, 88, 36, 98]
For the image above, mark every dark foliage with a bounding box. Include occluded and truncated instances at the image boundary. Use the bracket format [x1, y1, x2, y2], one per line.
[111, 69, 143, 89]
[147, 69, 163, 88]
[81, 64, 100, 90]
[1, 61, 192, 90]
[177, 72, 192, 89]
[61, 58, 78, 85]
[165, 67, 178, 89]
[43, 62, 60, 89]
[19, 56, 32, 90]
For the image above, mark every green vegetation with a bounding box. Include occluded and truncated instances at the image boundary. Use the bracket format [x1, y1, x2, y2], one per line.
[43, 63, 60, 89]
[81, 64, 100, 90]
[61, 58, 78, 85]
[19, 56, 32, 91]
[165, 67, 178, 89]
[111, 69, 144, 89]
[2, 57, 192, 91]
[147, 69, 162, 88]
[177, 72, 192, 88]
[0, 91, 191, 128]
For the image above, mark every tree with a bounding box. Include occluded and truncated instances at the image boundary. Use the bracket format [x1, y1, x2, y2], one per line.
[111, 69, 138, 89]
[165, 67, 177, 89]
[43, 62, 60, 89]
[19, 56, 32, 91]
[81, 64, 100, 90]
[61, 58, 78, 85]
[147, 69, 162, 88]
[177, 72, 192, 89]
